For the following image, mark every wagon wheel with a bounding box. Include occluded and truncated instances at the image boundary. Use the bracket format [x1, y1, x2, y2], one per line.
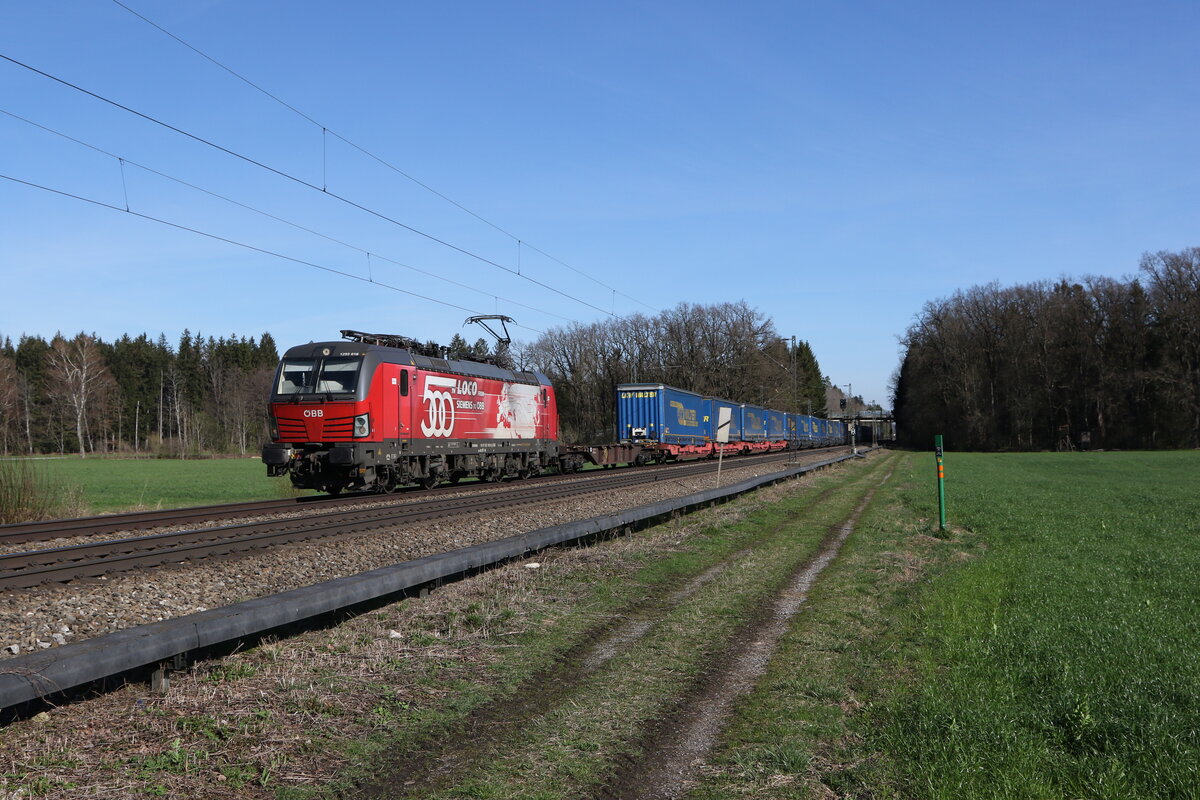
[420, 474, 440, 490]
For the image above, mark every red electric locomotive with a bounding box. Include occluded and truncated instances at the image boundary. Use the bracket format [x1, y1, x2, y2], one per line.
[261, 330, 559, 493]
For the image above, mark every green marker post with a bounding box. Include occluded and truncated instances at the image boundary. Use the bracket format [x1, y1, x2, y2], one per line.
[934, 434, 946, 531]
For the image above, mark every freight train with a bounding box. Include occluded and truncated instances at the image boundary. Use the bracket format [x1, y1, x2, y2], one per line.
[616, 383, 844, 460]
[261, 331, 845, 494]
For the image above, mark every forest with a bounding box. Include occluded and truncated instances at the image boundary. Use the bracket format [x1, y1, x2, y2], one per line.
[893, 247, 1200, 451]
[0, 301, 838, 455]
[0, 331, 280, 457]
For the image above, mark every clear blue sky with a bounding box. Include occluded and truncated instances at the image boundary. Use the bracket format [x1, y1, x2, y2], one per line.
[2, 1, 1197, 408]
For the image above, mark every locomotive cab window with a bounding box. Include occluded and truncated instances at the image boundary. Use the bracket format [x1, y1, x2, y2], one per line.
[276, 357, 363, 396]
[277, 359, 316, 394]
[400, 369, 409, 397]
[316, 357, 361, 393]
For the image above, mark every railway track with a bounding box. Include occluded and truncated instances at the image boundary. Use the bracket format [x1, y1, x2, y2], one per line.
[0, 450, 837, 591]
[0, 494, 351, 546]
[0, 449, 836, 548]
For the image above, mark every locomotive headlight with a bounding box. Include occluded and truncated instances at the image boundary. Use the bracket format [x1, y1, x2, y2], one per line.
[353, 413, 370, 438]
[269, 415, 279, 440]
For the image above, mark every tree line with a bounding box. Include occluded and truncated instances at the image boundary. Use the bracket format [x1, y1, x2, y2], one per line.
[519, 301, 829, 443]
[0, 331, 279, 457]
[893, 247, 1200, 451]
[0, 301, 838, 456]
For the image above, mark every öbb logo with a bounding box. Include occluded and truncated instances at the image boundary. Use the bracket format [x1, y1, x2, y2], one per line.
[421, 376, 459, 437]
[303, 409, 324, 418]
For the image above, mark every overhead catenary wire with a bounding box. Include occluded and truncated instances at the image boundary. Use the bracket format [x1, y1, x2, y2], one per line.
[0, 51, 617, 319]
[0, 107, 575, 325]
[0, 172, 545, 336]
[108, 0, 658, 314]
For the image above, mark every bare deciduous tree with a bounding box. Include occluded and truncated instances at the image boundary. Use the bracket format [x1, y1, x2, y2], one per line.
[46, 333, 114, 457]
[524, 301, 828, 443]
[0, 355, 19, 454]
[895, 247, 1200, 450]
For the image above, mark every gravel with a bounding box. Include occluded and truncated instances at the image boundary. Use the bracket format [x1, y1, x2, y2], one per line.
[0, 451, 845, 658]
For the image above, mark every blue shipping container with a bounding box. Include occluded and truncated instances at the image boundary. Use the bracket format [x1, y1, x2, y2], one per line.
[767, 410, 787, 440]
[791, 415, 808, 446]
[617, 383, 713, 445]
[742, 405, 767, 441]
[708, 397, 744, 442]
[802, 415, 818, 446]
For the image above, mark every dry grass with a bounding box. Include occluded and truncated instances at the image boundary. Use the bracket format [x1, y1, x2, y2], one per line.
[0, 459, 85, 525]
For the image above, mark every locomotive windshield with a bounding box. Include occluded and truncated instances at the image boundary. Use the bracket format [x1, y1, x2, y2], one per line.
[276, 356, 363, 396]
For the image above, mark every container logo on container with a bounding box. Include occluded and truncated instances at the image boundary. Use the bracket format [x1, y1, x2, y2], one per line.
[670, 401, 698, 427]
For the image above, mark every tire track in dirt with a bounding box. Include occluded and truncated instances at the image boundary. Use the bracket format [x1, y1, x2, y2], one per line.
[605, 459, 897, 800]
[580, 472, 853, 673]
[356, 472, 847, 798]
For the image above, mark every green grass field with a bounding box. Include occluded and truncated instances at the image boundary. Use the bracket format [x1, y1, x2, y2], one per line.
[874, 451, 1200, 798]
[696, 450, 1200, 799]
[5, 456, 301, 514]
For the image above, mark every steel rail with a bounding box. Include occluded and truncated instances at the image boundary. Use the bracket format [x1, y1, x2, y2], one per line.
[0, 494, 347, 545]
[0, 450, 838, 590]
